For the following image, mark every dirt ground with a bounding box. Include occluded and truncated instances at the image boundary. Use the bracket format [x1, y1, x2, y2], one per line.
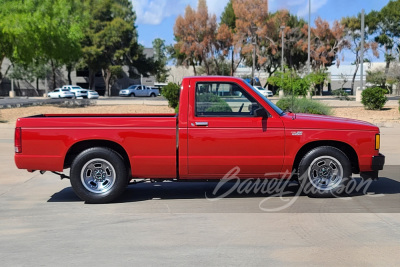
[0, 104, 399, 126]
[333, 106, 400, 125]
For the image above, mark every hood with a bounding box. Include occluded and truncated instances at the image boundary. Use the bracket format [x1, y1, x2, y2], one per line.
[282, 113, 378, 131]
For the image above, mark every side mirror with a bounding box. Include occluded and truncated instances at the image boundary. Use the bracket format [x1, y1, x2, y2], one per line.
[254, 107, 269, 118]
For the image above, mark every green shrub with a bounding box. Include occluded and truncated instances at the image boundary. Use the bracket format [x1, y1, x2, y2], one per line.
[398, 99, 400, 113]
[276, 97, 332, 115]
[161, 82, 180, 110]
[196, 93, 232, 113]
[332, 89, 350, 101]
[361, 87, 388, 110]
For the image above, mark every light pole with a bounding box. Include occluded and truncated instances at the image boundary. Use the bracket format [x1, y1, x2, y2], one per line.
[357, 9, 365, 102]
[360, 9, 365, 91]
[280, 25, 285, 72]
[280, 25, 285, 98]
[307, 0, 311, 74]
[250, 24, 257, 85]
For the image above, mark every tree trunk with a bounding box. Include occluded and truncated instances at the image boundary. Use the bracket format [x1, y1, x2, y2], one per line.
[50, 59, 57, 90]
[0, 55, 4, 84]
[192, 62, 197, 76]
[36, 78, 40, 96]
[89, 70, 95, 90]
[103, 69, 112, 96]
[385, 60, 390, 75]
[231, 49, 234, 76]
[351, 61, 360, 92]
[67, 64, 73, 85]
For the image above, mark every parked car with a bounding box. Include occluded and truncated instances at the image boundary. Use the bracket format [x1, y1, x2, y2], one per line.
[119, 85, 159, 97]
[342, 88, 353, 95]
[62, 85, 88, 98]
[47, 88, 75, 99]
[254, 86, 274, 97]
[87, 90, 99, 99]
[15, 76, 385, 203]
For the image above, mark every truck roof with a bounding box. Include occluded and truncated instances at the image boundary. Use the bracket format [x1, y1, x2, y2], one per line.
[183, 76, 245, 82]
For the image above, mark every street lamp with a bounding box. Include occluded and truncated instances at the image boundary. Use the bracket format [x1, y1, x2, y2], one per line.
[280, 25, 285, 72]
[250, 24, 258, 85]
[280, 25, 285, 98]
[307, 0, 311, 74]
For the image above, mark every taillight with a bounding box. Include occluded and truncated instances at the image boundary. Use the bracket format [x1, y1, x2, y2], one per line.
[15, 127, 22, 153]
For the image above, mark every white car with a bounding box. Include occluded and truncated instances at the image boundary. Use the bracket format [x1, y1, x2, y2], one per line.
[62, 85, 88, 98]
[87, 90, 99, 99]
[48, 88, 75, 99]
[253, 86, 274, 97]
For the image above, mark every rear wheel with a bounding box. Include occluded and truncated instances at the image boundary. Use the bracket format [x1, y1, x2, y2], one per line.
[70, 147, 128, 203]
[298, 146, 352, 197]
[150, 93, 156, 97]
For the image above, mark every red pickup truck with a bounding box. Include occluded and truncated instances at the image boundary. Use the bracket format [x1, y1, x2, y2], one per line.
[14, 76, 385, 203]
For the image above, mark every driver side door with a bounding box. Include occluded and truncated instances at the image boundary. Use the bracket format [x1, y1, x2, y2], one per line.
[187, 81, 285, 179]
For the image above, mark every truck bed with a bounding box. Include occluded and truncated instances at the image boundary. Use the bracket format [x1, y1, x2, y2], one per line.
[15, 114, 178, 178]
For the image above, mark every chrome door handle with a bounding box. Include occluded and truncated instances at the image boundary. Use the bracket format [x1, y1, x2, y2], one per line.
[195, 122, 208, 127]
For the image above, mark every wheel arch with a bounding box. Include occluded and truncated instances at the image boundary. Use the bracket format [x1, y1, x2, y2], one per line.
[64, 140, 131, 170]
[293, 141, 359, 175]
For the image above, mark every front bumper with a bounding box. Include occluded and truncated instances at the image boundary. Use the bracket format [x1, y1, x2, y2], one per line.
[360, 153, 385, 180]
[371, 153, 385, 171]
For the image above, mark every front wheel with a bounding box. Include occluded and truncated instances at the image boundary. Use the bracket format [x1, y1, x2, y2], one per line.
[298, 146, 352, 197]
[70, 147, 128, 203]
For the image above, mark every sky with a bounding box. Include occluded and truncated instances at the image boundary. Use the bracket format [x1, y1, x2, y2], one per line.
[132, 0, 392, 63]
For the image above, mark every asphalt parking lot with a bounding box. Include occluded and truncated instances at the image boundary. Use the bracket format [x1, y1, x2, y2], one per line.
[1, 123, 400, 265]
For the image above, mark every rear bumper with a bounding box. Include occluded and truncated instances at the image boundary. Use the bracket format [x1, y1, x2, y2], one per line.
[360, 153, 385, 180]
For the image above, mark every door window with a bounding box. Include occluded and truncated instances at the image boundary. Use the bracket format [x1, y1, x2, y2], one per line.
[195, 82, 261, 117]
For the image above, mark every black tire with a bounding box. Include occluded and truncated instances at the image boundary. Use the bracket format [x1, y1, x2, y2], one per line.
[130, 93, 135, 97]
[150, 93, 156, 97]
[70, 147, 128, 203]
[298, 146, 352, 198]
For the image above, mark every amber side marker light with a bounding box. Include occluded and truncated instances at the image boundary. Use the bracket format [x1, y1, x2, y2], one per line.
[375, 134, 380, 150]
[15, 127, 22, 153]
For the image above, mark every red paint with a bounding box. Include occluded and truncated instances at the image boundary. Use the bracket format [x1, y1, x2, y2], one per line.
[15, 76, 383, 180]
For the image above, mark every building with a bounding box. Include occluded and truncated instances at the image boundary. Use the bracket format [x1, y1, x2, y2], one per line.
[0, 48, 156, 97]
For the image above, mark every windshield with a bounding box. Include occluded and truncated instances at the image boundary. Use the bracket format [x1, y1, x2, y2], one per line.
[254, 86, 265, 91]
[128, 85, 139, 89]
[243, 79, 284, 116]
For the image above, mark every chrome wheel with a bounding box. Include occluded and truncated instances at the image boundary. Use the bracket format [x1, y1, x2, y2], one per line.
[308, 156, 343, 191]
[80, 158, 116, 194]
